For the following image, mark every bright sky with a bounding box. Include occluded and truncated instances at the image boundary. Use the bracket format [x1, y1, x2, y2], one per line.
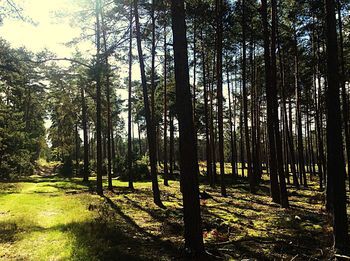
[0, 0, 140, 76]
[0, 0, 93, 57]
[0, 0, 138, 133]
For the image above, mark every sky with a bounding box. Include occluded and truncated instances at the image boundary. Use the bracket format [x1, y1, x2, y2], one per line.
[0, 0, 133, 131]
[0, 0, 230, 136]
[0, 0, 141, 74]
[0, 0, 90, 56]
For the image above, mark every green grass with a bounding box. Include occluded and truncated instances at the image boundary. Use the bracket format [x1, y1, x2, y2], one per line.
[0, 178, 99, 260]
[0, 165, 342, 260]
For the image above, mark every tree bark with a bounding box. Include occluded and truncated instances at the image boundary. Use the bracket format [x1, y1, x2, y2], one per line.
[201, 31, 213, 184]
[337, 0, 350, 190]
[226, 60, 237, 178]
[95, 0, 103, 195]
[169, 111, 174, 177]
[261, 0, 280, 204]
[100, 6, 113, 190]
[81, 86, 89, 182]
[242, 0, 254, 193]
[128, 3, 134, 190]
[271, 0, 288, 207]
[134, 0, 162, 207]
[294, 32, 307, 187]
[277, 21, 299, 188]
[216, 0, 226, 196]
[75, 122, 79, 176]
[325, 0, 349, 251]
[163, 23, 169, 186]
[171, 0, 204, 254]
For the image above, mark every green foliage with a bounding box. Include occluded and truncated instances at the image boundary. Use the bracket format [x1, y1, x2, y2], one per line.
[117, 154, 150, 181]
[130, 160, 151, 181]
[59, 156, 74, 177]
[0, 39, 46, 179]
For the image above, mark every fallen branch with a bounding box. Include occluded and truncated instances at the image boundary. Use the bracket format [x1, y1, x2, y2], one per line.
[335, 254, 350, 260]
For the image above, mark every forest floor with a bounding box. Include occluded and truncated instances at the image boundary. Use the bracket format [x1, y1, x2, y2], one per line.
[0, 162, 348, 260]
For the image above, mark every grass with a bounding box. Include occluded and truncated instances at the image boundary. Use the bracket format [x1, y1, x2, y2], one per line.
[0, 163, 345, 260]
[0, 177, 99, 260]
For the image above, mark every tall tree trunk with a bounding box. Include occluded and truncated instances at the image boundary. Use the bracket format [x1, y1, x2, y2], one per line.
[191, 20, 200, 180]
[169, 112, 174, 177]
[137, 121, 142, 156]
[201, 31, 213, 184]
[316, 31, 327, 184]
[324, 0, 349, 251]
[100, 7, 113, 190]
[307, 108, 316, 179]
[128, 3, 134, 190]
[111, 118, 116, 167]
[226, 60, 236, 178]
[313, 30, 324, 189]
[294, 32, 307, 187]
[242, 0, 254, 193]
[192, 21, 197, 140]
[134, 0, 162, 207]
[75, 122, 79, 176]
[216, 0, 226, 197]
[239, 81, 245, 178]
[261, 0, 280, 204]
[271, 0, 288, 207]
[171, 0, 204, 254]
[233, 60, 239, 177]
[254, 71, 262, 183]
[337, 0, 350, 190]
[81, 86, 89, 182]
[250, 41, 261, 184]
[151, 0, 157, 165]
[163, 24, 169, 186]
[209, 71, 217, 183]
[95, 0, 103, 195]
[277, 23, 299, 187]
[157, 126, 162, 167]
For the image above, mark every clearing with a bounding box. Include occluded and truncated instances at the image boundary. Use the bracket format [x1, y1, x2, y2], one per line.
[0, 166, 340, 260]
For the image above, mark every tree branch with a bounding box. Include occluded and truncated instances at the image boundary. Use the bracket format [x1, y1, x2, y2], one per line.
[23, 58, 92, 69]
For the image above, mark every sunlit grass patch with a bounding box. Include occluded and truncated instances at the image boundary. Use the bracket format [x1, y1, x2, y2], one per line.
[0, 177, 100, 260]
[0, 168, 335, 260]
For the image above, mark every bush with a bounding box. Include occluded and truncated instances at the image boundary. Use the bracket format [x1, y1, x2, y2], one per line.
[119, 160, 150, 181]
[112, 156, 126, 176]
[0, 149, 33, 180]
[59, 156, 73, 177]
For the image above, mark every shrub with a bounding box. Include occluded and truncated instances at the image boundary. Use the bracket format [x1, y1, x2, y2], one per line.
[59, 156, 73, 177]
[119, 160, 150, 181]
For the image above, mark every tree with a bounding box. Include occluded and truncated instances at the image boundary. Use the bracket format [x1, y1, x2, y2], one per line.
[0, 41, 46, 179]
[216, 0, 227, 197]
[261, 0, 280, 204]
[241, 0, 254, 193]
[324, 0, 349, 252]
[270, 0, 289, 208]
[95, 0, 103, 195]
[163, 21, 169, 186]
[171, 0, 204, 255]
[128, 2, 134, 190]
[80, 81, 89, 182]
[134, 0, 163, 207]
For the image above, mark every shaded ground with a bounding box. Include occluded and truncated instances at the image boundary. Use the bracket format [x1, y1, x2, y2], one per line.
[0, 165, 344, 260]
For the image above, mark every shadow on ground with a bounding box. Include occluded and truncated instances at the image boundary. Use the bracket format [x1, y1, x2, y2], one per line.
[0, 173, 340, 261]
